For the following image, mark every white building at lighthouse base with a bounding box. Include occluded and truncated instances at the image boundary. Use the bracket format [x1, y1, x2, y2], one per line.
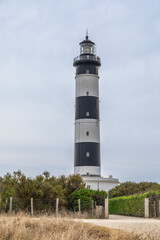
[81, 175, 119, 192]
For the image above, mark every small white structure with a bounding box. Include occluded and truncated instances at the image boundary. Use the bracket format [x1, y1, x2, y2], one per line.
[82, 175, 119, 192]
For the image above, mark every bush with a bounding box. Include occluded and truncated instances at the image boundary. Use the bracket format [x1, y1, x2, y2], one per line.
[109, 191, 160, 217]
[70, 189, 108, 211]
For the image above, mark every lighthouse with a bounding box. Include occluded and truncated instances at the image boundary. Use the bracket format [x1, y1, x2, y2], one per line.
[73, 33, 119, 191]
[73, 33, 101, 176]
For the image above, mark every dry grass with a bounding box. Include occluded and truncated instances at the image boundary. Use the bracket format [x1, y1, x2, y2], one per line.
[0, 214, 142, 240]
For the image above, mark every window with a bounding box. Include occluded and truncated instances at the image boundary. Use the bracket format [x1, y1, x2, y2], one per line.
[86, 91, 89, 96]
[80, 43, 95, 55]
[87, 185, 90, 189]
[86, 152, 90, 157]
[86, 70, 89, 74]
[86, 112, 89, 117]
[86, 131, 89, 136]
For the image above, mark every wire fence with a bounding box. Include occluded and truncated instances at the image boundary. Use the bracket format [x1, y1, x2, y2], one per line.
[0, 197, 109, 218]
[0, 196, 159, 218]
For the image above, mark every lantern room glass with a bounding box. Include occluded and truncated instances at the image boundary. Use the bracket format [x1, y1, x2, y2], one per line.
[80, 43, 95, 55]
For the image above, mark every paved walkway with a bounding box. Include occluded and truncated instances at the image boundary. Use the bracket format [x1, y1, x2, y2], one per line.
[77, 215, 160, 239]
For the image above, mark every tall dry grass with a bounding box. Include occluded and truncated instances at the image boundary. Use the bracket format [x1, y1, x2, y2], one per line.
[0, 214, 141, 240]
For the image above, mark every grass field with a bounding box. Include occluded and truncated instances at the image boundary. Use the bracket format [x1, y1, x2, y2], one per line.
[0, 214, 142, 240]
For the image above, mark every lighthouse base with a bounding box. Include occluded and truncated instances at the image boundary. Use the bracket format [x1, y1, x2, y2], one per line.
[81, 175, 119, 192]
[74, 166, 101, 176]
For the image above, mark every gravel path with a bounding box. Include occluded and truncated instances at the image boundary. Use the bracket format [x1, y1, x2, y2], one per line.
[77, 215, 160, 239]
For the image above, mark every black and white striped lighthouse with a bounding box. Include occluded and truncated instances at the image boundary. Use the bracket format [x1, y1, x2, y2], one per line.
[73, 33, 101, 177]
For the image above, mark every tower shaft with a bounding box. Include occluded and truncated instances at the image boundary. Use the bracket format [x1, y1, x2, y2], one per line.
[73, 35, 101, 177]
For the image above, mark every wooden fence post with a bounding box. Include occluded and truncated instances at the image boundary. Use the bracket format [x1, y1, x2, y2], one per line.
[91, 200, 94, 218]
[31, 198, 33, 217]
[153, 201, 156, 218]
[9, 197, 12, 215]
[144, 198, 149, 218]
[78, 199, 81, 216]
[0, 195, 2, 212]
[56, 198, 59, 217]
[104, 197, 109, 219]
[95, 205, 98, 218]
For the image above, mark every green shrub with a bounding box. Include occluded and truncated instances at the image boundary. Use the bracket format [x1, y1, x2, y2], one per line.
[109, 191, 160, 217]
[70, 189, 108, 211]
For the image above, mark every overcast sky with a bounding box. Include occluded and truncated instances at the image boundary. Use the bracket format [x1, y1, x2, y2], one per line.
[0, 0, 160, 183]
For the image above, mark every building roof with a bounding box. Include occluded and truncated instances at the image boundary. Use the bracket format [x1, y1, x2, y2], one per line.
[79, 35, 95, 45]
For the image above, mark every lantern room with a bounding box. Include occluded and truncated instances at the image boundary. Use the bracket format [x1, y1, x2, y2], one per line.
[80, 35, 95, 55]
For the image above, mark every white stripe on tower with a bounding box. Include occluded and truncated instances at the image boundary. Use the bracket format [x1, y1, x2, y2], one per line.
[75, 74, 99, 98]
[75, 119, 100, 143]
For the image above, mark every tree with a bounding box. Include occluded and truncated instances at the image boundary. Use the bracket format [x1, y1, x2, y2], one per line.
[64, 174, 85, 208]
[109, 181, 160, 198]
[0, 171, 85, 212]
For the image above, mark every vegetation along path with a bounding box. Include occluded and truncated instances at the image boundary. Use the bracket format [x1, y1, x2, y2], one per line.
[77, 215, 160, 240]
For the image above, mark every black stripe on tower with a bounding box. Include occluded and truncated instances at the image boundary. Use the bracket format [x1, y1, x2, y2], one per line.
[76, 64, 98, 75]
[74, 142, 100, 166]
[75, 96, 99, 120]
